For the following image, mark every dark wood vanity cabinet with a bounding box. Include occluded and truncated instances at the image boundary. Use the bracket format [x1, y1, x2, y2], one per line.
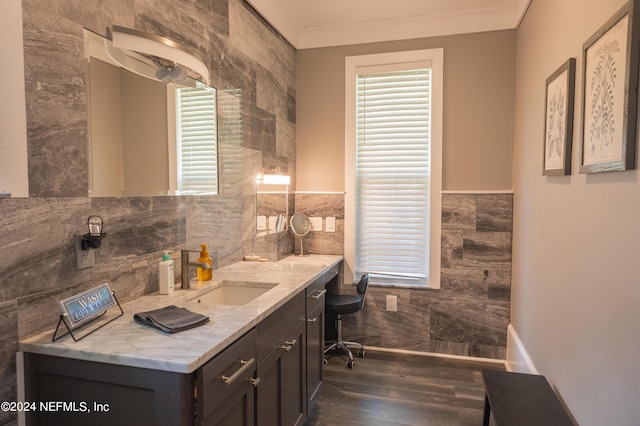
[252, 264, 337, 425]
[305, 265, 335, 408]
[256, 292, 306, 426]
[23, 263, 340, 426]
[305, 303, 324, 409]
[253, 264, 337, 426]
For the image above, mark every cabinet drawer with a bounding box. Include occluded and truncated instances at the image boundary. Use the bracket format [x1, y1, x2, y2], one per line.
[311, 263, 342, 285]
[306, 263, 339, 313]
[197, 328, 257, 421]
[306, 277, 326, 314]
[257, 292, 304, 361]
[320, 263, 340, 286]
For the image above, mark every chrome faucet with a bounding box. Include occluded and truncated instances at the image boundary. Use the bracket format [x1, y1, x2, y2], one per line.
[180, 249, 211, 289]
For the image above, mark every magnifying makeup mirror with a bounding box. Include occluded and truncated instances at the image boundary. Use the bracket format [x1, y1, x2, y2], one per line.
[290, 213, 311, 256]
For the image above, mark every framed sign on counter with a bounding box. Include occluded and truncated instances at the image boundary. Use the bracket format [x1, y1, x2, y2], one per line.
[53, 283, 123, 342]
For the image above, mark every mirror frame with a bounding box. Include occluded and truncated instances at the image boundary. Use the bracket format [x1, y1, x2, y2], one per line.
[290, 213, 311, 237]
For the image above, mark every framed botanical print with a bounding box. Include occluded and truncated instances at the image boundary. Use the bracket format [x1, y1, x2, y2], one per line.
[543, 58, 576, 176]
[580, 0, 640, 173]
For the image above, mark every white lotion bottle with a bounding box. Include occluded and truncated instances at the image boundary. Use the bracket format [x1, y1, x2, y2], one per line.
[159, 251, 175, 294]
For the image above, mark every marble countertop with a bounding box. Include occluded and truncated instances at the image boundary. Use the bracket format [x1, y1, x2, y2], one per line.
[19, 254, 342, 374]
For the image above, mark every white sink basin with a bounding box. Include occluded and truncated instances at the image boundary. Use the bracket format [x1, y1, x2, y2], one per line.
[189, 280, 278, 306]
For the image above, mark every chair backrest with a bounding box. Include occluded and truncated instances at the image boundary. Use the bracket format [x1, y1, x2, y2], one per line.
[356, 273, 369, 300]
[356, 273, 369, 310]
[356, 273, 369, 296]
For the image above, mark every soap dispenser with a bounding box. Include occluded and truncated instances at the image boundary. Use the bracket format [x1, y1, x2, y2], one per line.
[198, 244, 213, 281]
[159, 251, 175, 294]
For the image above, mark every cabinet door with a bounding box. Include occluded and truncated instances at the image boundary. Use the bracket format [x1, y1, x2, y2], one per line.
[256, 321, 306, 426]
[197, 329, 257, 426]
[24, 353, 193, 426]
[306, 303, 324, 410]
[199, 384, 254, 426]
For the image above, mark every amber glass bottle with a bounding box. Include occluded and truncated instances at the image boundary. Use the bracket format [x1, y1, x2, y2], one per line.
[197, 244, 213, 281]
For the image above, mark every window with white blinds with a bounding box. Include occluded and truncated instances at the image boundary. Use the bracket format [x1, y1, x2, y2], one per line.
[345, 49, 443, 288]
[175, 85, 218, 194]
[355, 68, 431, 285]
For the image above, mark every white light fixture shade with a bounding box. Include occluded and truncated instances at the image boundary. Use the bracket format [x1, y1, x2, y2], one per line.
[257, 174, 291, 185]
[111, 26, 210, 85]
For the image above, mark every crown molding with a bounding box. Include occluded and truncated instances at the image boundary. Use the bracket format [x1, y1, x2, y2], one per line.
[247, 0, 531, 50]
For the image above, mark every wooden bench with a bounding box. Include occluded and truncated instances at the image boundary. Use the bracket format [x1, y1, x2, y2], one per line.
[481, 369, 573, 425]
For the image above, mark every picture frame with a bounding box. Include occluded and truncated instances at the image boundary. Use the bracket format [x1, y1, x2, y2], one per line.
[580, 0, 640, 173]
[543, 58, 576, 176]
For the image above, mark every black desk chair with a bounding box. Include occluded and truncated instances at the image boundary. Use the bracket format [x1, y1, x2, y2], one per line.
[324, 273, 369, 368]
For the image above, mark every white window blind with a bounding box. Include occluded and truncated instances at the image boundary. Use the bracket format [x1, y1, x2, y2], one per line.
[176, 85, 218, 194]
[355, 67, 431, 285]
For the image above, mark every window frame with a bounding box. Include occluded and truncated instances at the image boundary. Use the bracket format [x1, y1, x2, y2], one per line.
[344, 49, 443, 289]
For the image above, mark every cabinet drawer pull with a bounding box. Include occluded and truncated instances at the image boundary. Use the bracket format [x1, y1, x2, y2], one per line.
[280, 339, 297, 352]
[311, 289, 327, 300]
[249, 377, 261, 388]
[220, 358, 255, 386]
[306, 317, 318, 323]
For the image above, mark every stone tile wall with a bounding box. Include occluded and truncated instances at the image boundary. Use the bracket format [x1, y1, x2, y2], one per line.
[300, 192, 513, 360]
[0, 0, 295, 421]
[293, 192, 344, 255]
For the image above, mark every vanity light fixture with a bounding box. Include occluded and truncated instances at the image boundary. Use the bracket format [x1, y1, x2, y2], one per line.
[155, 59, 188, 83]
[256, 173, 291, 185]
[110, 25, 210, 85]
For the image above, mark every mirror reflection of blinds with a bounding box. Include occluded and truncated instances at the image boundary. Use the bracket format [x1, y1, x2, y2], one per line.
[176, 86, 218, 194]
[355, 67, 431, 286]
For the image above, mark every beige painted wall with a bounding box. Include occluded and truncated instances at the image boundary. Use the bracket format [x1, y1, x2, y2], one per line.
[121, 70, 169, 194]
[296, 30, 516, 192]
[89, 60, 169, 196]
[89, 59, 124, 196]
[512, 0, 640, 424]
[0, 0, 28, 197]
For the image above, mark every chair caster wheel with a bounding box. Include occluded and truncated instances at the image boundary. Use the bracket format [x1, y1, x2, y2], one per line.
[347, 359, 355, 368]
[358, 348, 365, 358]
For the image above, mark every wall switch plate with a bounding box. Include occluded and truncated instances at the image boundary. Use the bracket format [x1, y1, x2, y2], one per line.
[386, 295, 398, 312]
[75, 235, 95, 269]
[325, 216, 336, 232]
[310, 217, 322, 232]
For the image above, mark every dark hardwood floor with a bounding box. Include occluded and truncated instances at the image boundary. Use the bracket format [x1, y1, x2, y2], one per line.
[305, 349, 505, 426]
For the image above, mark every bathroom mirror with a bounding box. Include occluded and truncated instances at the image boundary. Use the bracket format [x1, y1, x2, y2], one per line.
[84, 29, 218, 197]
[256, 182, 288, 235]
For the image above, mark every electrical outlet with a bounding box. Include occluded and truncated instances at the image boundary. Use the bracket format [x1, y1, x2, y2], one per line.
[75, 235, 95, 269]
[325, 216, 336, 232]
[386, 295, 398, 312]
[309, 217, 322, 232]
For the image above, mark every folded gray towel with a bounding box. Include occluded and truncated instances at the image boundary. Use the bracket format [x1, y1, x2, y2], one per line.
[134, 305, 209, 333]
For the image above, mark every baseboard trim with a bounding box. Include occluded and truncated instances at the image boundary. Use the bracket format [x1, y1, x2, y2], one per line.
[506, 323, 538, 374]
[442, 190, 514, 194]
[362, 345, 506, 368]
